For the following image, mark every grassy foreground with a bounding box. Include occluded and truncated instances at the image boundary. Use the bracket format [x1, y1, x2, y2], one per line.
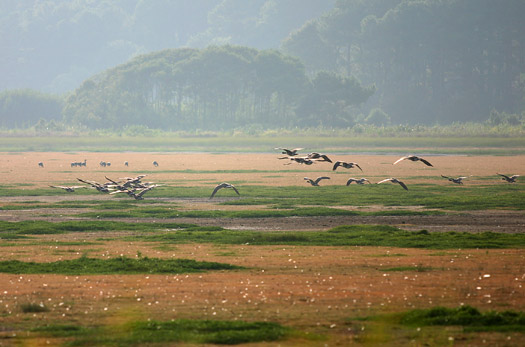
[30, 319, 291, 345]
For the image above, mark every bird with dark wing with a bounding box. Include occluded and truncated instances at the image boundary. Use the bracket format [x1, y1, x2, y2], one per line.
[377, 177, 408, 190]
[497, 173, 520, 183]
[332, 161, 363, 171]
[210, 183, 240, 199]
[304, 176, 330, 186]
[441, 175, 468, 184]
[346, 178, 370, 185]
[393, 155, 433, 167]
[77, 178, 112, 193]
[279, 156, 315, 165]
[275, 147, 303, 156]
[306, 152, 332, 163]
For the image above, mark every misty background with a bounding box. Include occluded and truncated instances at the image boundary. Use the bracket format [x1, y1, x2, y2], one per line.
[1, 0, 524, 130]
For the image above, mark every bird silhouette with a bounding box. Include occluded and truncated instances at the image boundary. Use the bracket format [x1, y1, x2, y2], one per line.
[49, 185, 85, 192]
[377, 177, 408, 190]
[304, 176, 330, 186]
[275, 147, 303, 156]
[497, 173, 520, 183]
[346, 178, 370, 185]
[210, 183, 240, 199]
[333, 161, 363, 171]
[441, 175, 468, 184]
[307, 152, 332, 163]
[153, 161, 159, 167]
[393, 155, 433, 167]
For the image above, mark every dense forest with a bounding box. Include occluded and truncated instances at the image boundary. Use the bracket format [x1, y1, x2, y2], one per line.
[1, 0, 524, 130]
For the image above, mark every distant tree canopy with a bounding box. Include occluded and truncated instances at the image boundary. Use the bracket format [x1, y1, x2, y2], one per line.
[62, 46, 373, 130]
[282, 0, 525, 124]
[0, 90, 63, 128]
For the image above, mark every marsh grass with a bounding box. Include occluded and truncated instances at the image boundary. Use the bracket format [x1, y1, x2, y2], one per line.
[400, 306, 525, 332]
[20, 303, 49, 313]
[31, 319, 290, 345]
[129, 225, 525, 249]
[0, 255, 242, 275]
[0, 220, 221, 235]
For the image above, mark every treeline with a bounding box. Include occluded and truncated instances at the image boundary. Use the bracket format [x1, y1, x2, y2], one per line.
[282, 0, 525, 124]
[62, 46, 374, 130]
[0, 90, 63, 128]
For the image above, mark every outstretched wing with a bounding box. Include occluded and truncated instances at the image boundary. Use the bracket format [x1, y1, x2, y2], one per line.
[230, 185, 240, 196]
[346, 178, 356, 186]
[376, 178, 392, 184]
[355, 163, 363, 171]
[210, 184, 224, 199]
[314, 176, 330, 184]
[393, 156, 408, 165]
[419, 157, 433, 167]
[497, 173, 510, 179]
[332, 161, 342, 171]
[396, 180, 409, 191]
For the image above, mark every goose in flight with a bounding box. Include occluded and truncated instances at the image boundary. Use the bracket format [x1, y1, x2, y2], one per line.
[393, 155, 433, 167]
[346, 178, 370, 185]
[279, 156, 315, 165]
[77, 178, 112, 193]
[441, 175, 468, 184]
[333, 161, 363, 171]
[306, 152, 332, 163]
[275, 147, 303, 156]
[304, 176, 330, 186]
[210, 183, 240, 199]
[49, 185, 85, 192]
[112, 185, 159, 200]
[377, 177, 408, 190]
[497, 173, 520, 183]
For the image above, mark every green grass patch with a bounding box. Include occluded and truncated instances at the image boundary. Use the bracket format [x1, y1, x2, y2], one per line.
[400, 305, 525, 332]
[128, 225, 525, 249]
[0, 255, 242, 275]
[0, 220, 223, 235]
[31, 319, 290, 345]
[20, 303, 50, 313]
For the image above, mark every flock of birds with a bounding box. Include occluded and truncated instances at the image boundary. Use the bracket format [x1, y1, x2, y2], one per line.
[43, 149, 520, 200]
[51, 174, 160, 200]
[275, 147, 520, 191]
[44, 159, 241, 200]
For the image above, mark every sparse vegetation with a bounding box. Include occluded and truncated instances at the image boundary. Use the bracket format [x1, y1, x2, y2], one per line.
[31, 319, 290, 345]
[0, 255, 242, 275]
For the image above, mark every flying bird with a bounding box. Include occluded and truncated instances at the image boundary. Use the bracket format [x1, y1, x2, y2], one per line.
[377, 177, 408, 190]
[306, 152, 332, 163]
[333, 161, 363, 171]
[393, 155, 433, 167]
[497, 173, 520, 183]
[441, 175, 468, 184]
[275, 147, 303, 156]
[49, 185, 85, 192]
[304, 176, 330, 186]
[279, 156, 315, 165]
[346, 178, 370, 185]
[210, 183, 240, 199]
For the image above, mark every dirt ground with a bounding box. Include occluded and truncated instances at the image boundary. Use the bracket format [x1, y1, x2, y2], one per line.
[0, 152, 524, 345]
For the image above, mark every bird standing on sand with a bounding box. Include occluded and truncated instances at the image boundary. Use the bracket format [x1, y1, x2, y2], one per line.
[377, 177, 408, 190]
[393, 155, 433, 167]
[304, 177, 330, 186]
[210, 183, 240, 199]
